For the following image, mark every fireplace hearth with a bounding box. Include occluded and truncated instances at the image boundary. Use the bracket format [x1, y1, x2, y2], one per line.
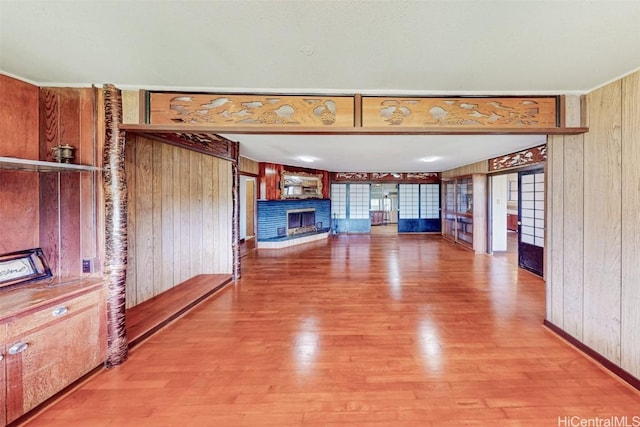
[287, 208, 316, 236]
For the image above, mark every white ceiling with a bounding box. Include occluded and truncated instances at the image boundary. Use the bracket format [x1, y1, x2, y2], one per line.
[2, 0, 639, 172]
[221, 133, 546, 172]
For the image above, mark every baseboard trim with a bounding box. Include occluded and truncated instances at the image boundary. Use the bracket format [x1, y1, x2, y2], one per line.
[543, 320, 640, 391]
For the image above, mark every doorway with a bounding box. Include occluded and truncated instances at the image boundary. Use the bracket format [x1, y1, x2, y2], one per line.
[489, 173, 519, 265]
[517, 168, 545, 276]
[370, 183, 398, 234]
[239, 175, 257, 256]
[489, 168, 544, 277]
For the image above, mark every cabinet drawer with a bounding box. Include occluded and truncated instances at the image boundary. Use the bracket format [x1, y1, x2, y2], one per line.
[5, 290, 100, 342]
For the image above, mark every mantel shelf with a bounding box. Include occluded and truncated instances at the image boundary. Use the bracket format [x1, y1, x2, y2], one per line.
[0, 156, 102, 172]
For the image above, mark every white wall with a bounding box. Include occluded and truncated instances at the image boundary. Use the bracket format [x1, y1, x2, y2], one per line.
[491, 174, 508, 251]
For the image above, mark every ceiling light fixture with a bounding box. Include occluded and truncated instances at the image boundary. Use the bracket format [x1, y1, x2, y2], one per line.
[298, 156, 315, 163]
[420, 156, 440, 163]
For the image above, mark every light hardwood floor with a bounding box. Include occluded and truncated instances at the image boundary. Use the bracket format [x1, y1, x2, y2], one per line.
[26, 235, 640, 426]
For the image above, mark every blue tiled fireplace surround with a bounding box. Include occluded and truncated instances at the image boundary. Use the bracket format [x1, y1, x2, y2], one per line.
[257, 199, 331, 241]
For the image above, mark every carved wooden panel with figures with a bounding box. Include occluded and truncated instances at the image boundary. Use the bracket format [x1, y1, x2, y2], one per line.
[362, 96, 558, 128]
[150, 93, 355, 127]
[488, 144, 547, 171]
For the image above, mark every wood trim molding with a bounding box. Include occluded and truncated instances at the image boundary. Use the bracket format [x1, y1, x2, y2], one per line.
[558, 95, 567, 128]
[544, 320, 640, 391]
[122, 123, 588, 136]
[354, 93, 363, 128]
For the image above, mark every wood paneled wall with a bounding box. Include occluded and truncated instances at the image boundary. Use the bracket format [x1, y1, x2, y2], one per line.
[0, 74, 40, 159]
[39, 87, 100, 277]
[0, 75, 40, 253]
[239, 156, 259, 175]
[440, 160, 488, 179]
[546, 70, 640, 379]
[125, 135, 233, 308]
[0, 81, 100, 278]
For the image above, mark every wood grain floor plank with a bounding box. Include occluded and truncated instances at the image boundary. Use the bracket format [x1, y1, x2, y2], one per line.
[24, 235, 640, 426]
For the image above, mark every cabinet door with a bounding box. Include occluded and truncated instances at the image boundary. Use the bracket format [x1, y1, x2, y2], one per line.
[5, 292, 106, 423]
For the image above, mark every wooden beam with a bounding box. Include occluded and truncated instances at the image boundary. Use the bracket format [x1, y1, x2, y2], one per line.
[122, 123, 588, 136]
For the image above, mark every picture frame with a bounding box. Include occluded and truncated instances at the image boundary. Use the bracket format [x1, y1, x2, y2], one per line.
[0, 248, 52, 290]
[280, 171, 323, 199]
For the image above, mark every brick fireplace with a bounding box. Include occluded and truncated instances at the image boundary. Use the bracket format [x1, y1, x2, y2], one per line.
[257, 199, 331, 248]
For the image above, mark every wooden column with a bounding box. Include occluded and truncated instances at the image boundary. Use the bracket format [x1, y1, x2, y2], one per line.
[103, 84, 129, 367]
[232, 141, 240, 280]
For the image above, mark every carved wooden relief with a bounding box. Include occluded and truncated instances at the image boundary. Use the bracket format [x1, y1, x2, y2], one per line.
[332, 172, 439, 183]
[405, 172, 439, 183]
[150, 93, 355, 127]
[371, 172, 404, 180]
[362, 97, 558, 128]
[489, 144, 547, 171]
[333, 172, 369, 181]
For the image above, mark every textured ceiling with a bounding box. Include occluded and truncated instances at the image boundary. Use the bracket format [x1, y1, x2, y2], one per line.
[2, 0, 638, 171]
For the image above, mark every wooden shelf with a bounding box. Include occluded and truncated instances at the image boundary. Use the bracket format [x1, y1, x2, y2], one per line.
[441, 174, 486, 253]
[0, 156, 102, 172]
[125, 274, 233, 348]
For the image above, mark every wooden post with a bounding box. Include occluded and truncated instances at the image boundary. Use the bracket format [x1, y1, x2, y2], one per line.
[231, 140, 241, 280]
[102, 84, 129, 367]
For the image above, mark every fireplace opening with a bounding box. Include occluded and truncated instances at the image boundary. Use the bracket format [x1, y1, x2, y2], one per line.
[287, 208, 316, 236]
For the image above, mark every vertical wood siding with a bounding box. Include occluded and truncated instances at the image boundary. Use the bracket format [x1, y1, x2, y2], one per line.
[125, 135, 233, 308]
[583, 80, 622, 364]
[239, 156, 259, 175]
[548, 134, 564, 327]
[621, 72, 640, 376]
[547, 71, 640, 378]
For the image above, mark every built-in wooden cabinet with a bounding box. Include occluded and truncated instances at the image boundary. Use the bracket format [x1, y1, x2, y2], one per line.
[0, 76, 106, 425]
[441, 174, 487, 253]
[0, 281, 106, 425]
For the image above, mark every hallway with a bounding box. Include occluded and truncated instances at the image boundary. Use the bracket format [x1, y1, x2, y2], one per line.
[28, 235, 640, 426]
